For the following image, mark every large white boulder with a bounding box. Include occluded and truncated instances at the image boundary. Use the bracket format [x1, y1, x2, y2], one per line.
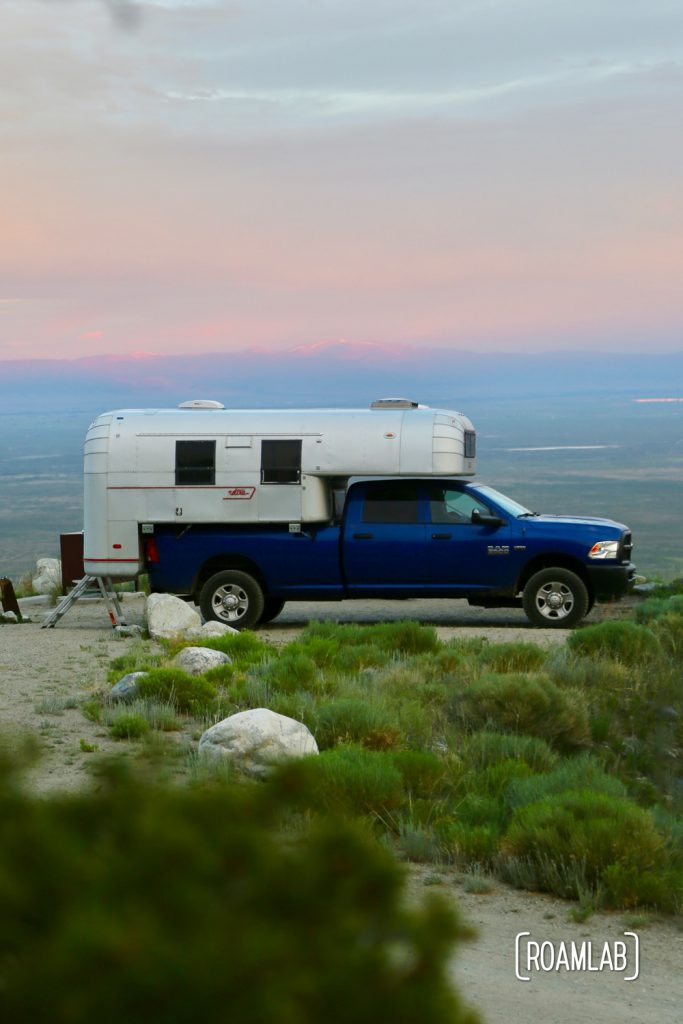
[198, 708, 319, 778]
[32, 558, 62, 595]
[172, 646, 231, 676]
[146, 593, 202, 640]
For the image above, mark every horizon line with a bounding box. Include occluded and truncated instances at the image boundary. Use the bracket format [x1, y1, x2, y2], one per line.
[2, 343, 683, 365]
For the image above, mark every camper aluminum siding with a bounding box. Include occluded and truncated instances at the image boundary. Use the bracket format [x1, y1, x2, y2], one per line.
[83, 405, 476, 578]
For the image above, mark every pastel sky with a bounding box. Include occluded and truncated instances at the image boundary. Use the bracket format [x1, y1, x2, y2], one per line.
[2, 0, 682, 360]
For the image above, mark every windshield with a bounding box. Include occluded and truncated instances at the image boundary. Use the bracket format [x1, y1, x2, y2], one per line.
[475, 485, 532, 518]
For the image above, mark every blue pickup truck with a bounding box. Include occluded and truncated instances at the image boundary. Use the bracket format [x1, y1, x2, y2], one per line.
[143, 477, 635, 630]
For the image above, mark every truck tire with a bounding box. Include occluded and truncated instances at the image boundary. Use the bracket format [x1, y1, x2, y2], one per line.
[259, 598, 286, 624]
[199, 570, 265, 630]
[522, 568, 589, 628]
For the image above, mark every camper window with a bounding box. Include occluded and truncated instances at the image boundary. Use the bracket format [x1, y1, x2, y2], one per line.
[175, 440, 216, 485]
[261, 439, 302, 484]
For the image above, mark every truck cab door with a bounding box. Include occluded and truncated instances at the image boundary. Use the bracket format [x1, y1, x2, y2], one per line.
[344, 480, 428, 592]
[422, 482, 515, 589]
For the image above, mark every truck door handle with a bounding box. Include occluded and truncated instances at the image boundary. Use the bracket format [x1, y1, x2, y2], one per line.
[431, 532, 452, 540]
[353, 532, 374, 540]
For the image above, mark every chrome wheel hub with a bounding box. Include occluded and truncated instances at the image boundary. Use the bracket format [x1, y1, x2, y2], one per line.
[212, 584, 248, 622]
[535, 581, 574, 621]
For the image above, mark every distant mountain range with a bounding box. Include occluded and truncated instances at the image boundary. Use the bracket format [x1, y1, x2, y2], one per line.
[1, 342, 682, 413]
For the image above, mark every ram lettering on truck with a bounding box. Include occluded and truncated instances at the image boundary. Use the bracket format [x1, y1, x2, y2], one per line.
[83, 398, 635, 629]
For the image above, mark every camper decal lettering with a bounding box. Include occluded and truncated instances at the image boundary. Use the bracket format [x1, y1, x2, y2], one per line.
[223, 487, 256, 500]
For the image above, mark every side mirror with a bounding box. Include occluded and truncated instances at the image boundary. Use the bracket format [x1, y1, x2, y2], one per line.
[471, 509, 504, 527]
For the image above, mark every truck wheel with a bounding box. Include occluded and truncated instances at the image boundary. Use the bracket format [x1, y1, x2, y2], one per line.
[522, 568, 589, 628]
[259, 598, 286, 624]
[199, 570, 265, 630]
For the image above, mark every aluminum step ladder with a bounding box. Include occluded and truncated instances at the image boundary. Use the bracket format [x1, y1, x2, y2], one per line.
[41, 575, 129, 629]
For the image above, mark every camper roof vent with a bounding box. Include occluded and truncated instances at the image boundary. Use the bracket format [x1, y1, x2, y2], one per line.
[178, 400, 225, 410]
[370, 398, 423, 410]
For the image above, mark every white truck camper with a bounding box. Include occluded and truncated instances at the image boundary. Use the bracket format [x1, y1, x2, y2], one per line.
[83, 399, 477, 578]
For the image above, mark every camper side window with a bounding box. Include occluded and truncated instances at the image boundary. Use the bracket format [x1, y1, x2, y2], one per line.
[175, 440, 216, 485]
[261, 440, 302, 484]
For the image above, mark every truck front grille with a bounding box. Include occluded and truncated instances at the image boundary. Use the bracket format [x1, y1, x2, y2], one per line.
[618, 531, 633, 562]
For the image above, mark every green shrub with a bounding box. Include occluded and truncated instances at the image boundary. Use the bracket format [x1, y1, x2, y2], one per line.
[301, 620, 439, 657]
[450, 673, 590, 751]
[547, 639, 683, 803]
[635, 594, 683, 624]
[300, 620, 363, 643]
[439, 822, 501, 866]
[295, 636, 342, 669]
[333, 643, 393, 673]
[314, 698, 400, 751]
[0, 758, 476, 1024]
[376, 662, 450, 711]
[459, 731, 558, 774]
[545, 649, 631, 692]
[453, 793, 504, 829]
[501, 790, 666, 901]
[391, 750, 448, 798]
[254, 690, 319, 732]
[457, 872, 494, 895]
[500, 851, 595, 903]
[202, 660, 239, 687]
[567, 620, 659, 663]
[198, 630, 272, 668]
[108, 713, 150, 740]
[103, 699, 183, 735]
[506, 754, 627, 810]
[474, 758, 534, 799]
[479, 642, 546, 674]
[651, 612, 683, 659]
[602, 863, 683, 912]
[308, 745, 405, 816]
[137, 668, 218, 714]
[395, 821, 443, 863]
[374, 621, 440, 655]
[650, 805, 683, 861]
[258, 650, 322, 693]
[393, 700, 441, 750]
[107, 639, 163, 682]
[443, 637, 488, 658]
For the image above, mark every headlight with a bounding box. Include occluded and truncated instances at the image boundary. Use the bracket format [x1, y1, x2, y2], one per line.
[588, 540, 619, 560]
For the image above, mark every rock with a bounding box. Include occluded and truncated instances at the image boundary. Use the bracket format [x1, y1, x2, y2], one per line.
[633, 582, 657, 595]
[198, 708, 319, 778]
[172, 646, 231, 676]
[114, 624, 143, 639]
[110, 671, 147, 703]
[32, 558, 62, 596]
[0, 611, 18, 624]
[184, 621, 239, 639]
[146, 593, 202, 640]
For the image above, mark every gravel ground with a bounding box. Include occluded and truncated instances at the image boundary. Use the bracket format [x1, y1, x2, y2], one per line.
[2, 591, 679, 1024]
